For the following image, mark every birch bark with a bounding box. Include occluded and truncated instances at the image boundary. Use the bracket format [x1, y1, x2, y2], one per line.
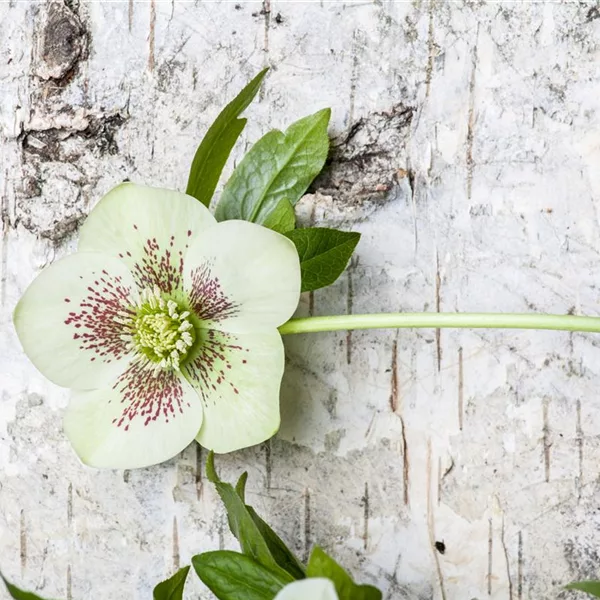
[1, 2, 600, 599]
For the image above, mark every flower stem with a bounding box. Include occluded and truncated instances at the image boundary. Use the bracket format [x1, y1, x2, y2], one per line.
[278, 312, 600, 336]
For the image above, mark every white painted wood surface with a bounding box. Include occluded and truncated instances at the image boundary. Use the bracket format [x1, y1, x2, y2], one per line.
[2, 2, 600, 598]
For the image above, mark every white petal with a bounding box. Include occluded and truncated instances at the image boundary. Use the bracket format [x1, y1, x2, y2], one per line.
[274, 579, 339, 600]
[183, 220, 300, 333]
[14, 252, 137, 389]
[79, 183, 217, 294]
[64, 365, 203, 469]
[183, 329, 284, 453]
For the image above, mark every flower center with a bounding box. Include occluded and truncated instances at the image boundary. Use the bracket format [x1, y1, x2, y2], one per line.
[132, 287, 195, 370]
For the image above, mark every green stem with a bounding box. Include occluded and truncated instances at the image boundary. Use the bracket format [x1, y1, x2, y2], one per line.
[278, 312, 600, 335]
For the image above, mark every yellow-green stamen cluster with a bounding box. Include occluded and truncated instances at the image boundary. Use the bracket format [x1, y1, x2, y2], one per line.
[130, 287, 194, 370]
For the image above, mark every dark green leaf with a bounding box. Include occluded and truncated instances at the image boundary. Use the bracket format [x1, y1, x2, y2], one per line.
[215, 109, 330, 224]
[207, 453, 305, 581]
[153, 566, 190, 600]
[205, 449, 220, 483]
[566, 581, 600, 597]
[192, 551, 292, 600]
[205, 453, 283, 574]
[1, 573, 55, 600]
[235, 472, 249, 502]
[246, 506, 306, 580]
[186, 69, 268, 207]
[284, 228, 360, 292]
[261, 197, 296, 234]
[306, 547, 381, 600]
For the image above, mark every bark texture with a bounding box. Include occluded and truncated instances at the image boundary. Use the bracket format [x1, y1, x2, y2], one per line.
[2, 2, 600, 599]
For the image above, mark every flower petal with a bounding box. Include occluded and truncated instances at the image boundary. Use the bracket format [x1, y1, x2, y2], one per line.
[183, 328, 284, 452]
[79, 183, 217, 294]
[14, 252, 137, 389]
[274, 579, 339, 600]
[64, 363, 203, 468]
[183, 220, 300, 333]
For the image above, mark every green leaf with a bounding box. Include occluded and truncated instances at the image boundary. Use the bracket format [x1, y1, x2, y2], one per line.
[153, 566, 190, 600]
[1, 573, 54, 600]
[206, 453, 283, 574]
[205, 448, 220, 482]
[246, 505, 306, 580]
[192, 551, 292, 600]
[186, 68, 268, 207]
[261, 197, 296, 234]
[207, 453, 305, 581]
[566, 581, 600, 597]
[236, 471, 249, 502]
[284, 228, 360, 293]
[306, 547, 381, 600]
[214, 108, 330, 224]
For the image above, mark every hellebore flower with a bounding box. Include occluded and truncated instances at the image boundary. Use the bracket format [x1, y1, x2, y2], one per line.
[274, 579, 339, 600]
[14, 183, 301, 469]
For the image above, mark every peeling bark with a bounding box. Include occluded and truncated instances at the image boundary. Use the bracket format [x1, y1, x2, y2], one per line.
[2, 2, 600, 599]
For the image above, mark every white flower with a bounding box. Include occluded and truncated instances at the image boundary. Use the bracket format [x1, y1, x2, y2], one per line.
[14, 183, 300, 468]
[274, 578, 339, 600]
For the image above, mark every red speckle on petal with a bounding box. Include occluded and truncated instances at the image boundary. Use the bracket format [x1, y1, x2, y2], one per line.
[188, 263, 239, 322]
[112, 362, 187, 430]
[184, 331, 247, 405]
[128, 237, 186, 293]
[64, 269, 134, 363]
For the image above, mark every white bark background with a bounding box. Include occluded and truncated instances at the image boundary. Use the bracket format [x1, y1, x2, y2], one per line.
[1, 1, 600, 599]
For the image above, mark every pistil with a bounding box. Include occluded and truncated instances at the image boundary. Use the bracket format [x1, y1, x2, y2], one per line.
[132, 286, 195, 370]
